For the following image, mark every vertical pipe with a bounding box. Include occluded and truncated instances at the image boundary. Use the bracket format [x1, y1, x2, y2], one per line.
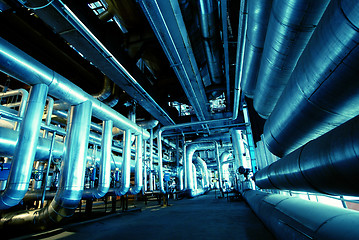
[143, 138, 148, 193]
[192, 163, 197, 190]
[94, 120, 113, 198]
[116, 129, 131, 196]
[157, 129, 165, 193]
[42, 97, 54, 138]
[0, 84, 48, 209]
[149, 128, 154, 191]
[129, 134, 143, 194]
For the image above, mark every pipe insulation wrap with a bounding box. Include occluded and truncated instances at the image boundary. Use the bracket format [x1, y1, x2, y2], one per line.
[254, 0, 330, 118]
[0, 84, 48, 209]
[243, 190, 359, 240]
[263, 0, 359, 157]
[255, 114, 359, 196]
[0, 37, 149, 139]
[241, 0, 272, 98]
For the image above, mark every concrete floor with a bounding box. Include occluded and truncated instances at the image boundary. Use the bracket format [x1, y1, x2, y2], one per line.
[17, 191, 274, 240]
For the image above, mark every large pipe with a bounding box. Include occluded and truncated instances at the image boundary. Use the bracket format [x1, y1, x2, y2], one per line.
[0, 84, 48, 209]
[194, 157, 209, 188]
[3, 101, 94, 228]
[263, 0, 359, 157]
[184, 141, 219, 195]
[178, 167, 184, 190]
[255, 115, 359, 197]
[220, 151, 231, 185]
[0, 37, 150, 139]
[254, 0, 330, 118]
[240, 0, 272, 98]
[115, 129, 132, 196]
[129, 134, 143, 194]
[198, 0, 222, 85]
[243, 190, 359, 240]
[83, 120, 113, 199]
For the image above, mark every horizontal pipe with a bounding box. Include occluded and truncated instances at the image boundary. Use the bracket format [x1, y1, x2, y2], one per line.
[263, 0, 359, 157]
[240, 0, 272, 98]
[254, 0, 330, 118]
[255, 115, 359, 196]
[243, 190, 359, 240]
[0, 37, 150, 139]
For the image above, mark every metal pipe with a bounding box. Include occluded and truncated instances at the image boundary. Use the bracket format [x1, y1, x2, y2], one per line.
[184, 141, 219, 194]
[220, 151, 231, 185]
[149, 128, 154, 191]
[0, 88, 28, 131]
[241, 0, 272, 98]
[84, 120, 113, 199]
[178, 167, 184, 190]
[243, 190, 359, 240]
[195, 156, 209, 188]
[129, 134, 143, 194]
[0, 84, 48, 209]
[0, 37, 150, 139]
[263, 0, 359, 157]
[43, 97, 54, 138]
[233, 0, 248, 119]
[192, 163, 197, 190]
[254, 0, 330, 118]
[255, 115, 359, 196]
[198, 0, 222, 85]
[115, 129, 132, 196]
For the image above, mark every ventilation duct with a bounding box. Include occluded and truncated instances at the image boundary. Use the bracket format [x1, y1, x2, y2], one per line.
[263, 0, 359, 157]
[254, 0, 330, 118]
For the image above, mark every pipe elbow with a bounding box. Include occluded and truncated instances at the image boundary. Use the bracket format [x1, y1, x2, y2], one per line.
[0, 188, 26, 210]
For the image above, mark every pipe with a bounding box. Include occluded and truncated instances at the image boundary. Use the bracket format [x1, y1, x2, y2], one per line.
[219, 151, 231, 185]
[192, 163, 197, 190]
[255, 115, 359, 196]
[0, 88, 28, 131]
[115, 129, 132, 196]
[231, 128, 249, 170]
[194, 157, 209, 188]
[0, 84, 48, 209]
[149, 129, 154, 191]
[243, 190, 359, 240]
[83, 120, 113, 199]
[0, 101, 93, 228]
[0, 37, 150, 139]
[178, 167, 184, 190]
[42, 97, 54, 138]
[240, 0, 272, 98]
[129, 134, 143, 194]
[254, 0, 330, 118]
[92, 76, 112, 101]
[263, 0, 359, 157]
[198, 0, 222, 85]
[137, 119, 159, 130]
[184, 141, 220, 194]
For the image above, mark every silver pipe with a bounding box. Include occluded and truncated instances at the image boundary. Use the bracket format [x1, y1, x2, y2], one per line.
[116, 129, 132, 196]
[192, 163, 197, 190]
[149, 129, 154, 191]
[254, 0, 330, 118]
[84, 120, 113, 199]
[243, 190, 359, 240]
[178, 167, 184, 190]
[129, 134, 143, 194]
[0, 88, 28, 131]
[0, 37, 150, 139]
[198, 0, 222, 85]
[92, 76, 112, 101]
[43, 97, 54, 138]
[137, 119, 159, 130]
[0, 84, 48, 209]
[255, 115, 359, 196]
[184, 141, 219, 193]
[195, 156, 209, 188]
[220, 151, 231, 185]
[241, 0, 272, 98]
[233, 0, 248, 119]
[263, 0, 359, 157]
[231, 128, 247, 169]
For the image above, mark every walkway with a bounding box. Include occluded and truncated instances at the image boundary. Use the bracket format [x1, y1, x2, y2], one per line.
[16, 191, 274, 240]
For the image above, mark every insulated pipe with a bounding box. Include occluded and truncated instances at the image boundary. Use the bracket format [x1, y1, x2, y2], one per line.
[178, 167, 184, 190]
[243, 190, 359, 240]
[83, 120, 113, 199]
[263, 0, 359, 157]
[220, 151, 231, 183]
[0, 84, 48, 209]
[192, 163, 197, 190]
[0, 88, 29, 131]
[149, 129, 154, 191]
[194, 157, 209, 188]
[198, 0, 222, 85]
[255, 115, 359, 196]
[43, 97, 54, 138]
[17, 100, 93, 227]
[0, 37, 150, 140]
[129, 134, 143, 194]
[231, 128, 249, 169]
[115, 129, 132, 196]
[254, 0, 330, 118]
[241, 0, 272, 98]
[184, 141, 220, 193]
